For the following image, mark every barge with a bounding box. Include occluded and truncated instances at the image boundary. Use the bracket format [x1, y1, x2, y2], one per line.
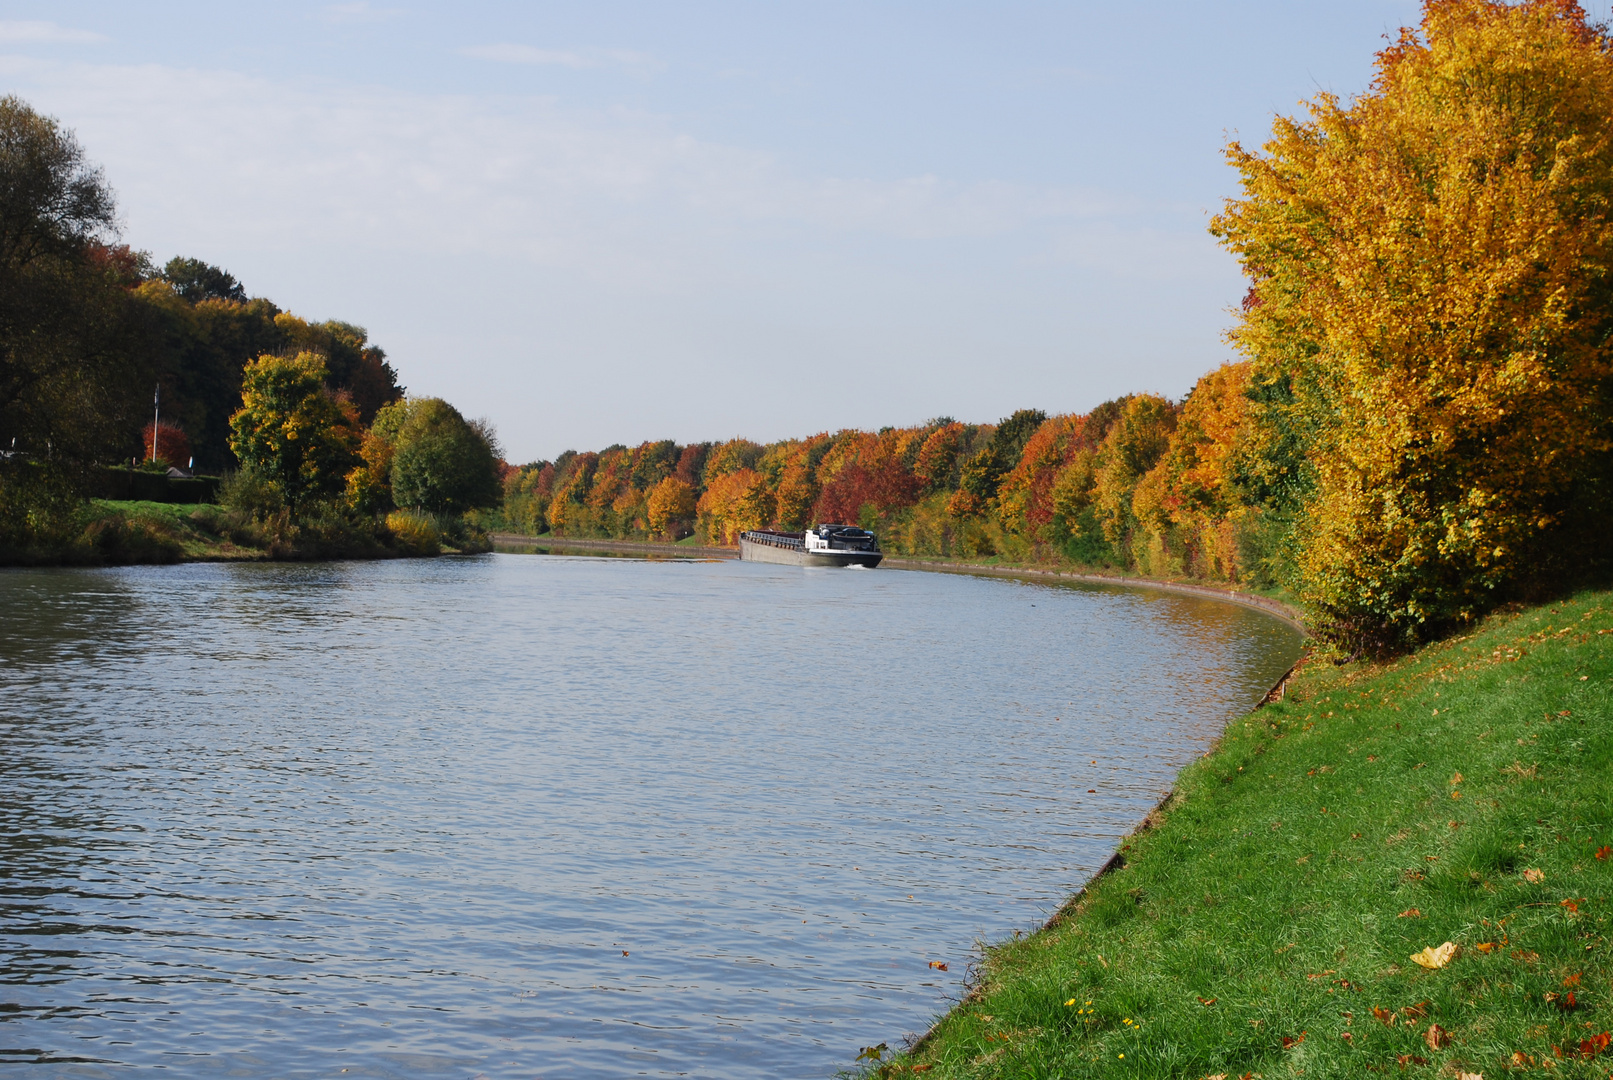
[739, 524, 883, 568]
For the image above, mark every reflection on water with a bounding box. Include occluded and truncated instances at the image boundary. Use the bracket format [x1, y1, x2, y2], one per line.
[0, 555, 1301, 1078]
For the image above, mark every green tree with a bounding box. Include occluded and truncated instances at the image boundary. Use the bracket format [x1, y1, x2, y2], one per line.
[162, 257, 245, 303]
[0, 96, 152, 492]
[228, 352, 360, 512]
[379, 397, 502, 514]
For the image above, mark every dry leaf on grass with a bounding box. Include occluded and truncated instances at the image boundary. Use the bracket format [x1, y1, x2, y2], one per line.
[1425, 1024, 1451, 1050]
[1281, 1031, 1307, 1049]
[1398, 908, 1422, 918]
[1522, 868, 1545, 883]
[1371, 1005, 1396, 1026]
[1409, 942, 1459, 969]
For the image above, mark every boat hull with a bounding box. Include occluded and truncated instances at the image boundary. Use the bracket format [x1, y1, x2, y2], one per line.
[739, 536, 882, 568]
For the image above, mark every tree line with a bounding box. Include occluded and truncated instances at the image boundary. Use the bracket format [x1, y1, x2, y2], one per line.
[509, 0, 1613, 652]
[0, 94, 502, 559]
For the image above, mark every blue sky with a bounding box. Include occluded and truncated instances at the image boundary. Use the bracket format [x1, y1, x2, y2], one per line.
[0, 1, 1459, 461]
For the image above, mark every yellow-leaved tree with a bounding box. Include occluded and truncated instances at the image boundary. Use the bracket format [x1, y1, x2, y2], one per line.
[1212, 0, 1613, 648]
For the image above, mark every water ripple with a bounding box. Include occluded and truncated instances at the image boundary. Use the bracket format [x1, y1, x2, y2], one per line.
[0, 555, 1300, 1077]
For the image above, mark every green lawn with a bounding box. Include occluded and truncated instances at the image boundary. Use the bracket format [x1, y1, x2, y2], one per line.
[876, 592, 1612, 1079]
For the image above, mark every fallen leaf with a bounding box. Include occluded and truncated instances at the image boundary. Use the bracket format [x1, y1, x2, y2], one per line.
[1340, 1031, 1353, 1041]
[1198, 996, 1218, 1006]
[1306, 969, 1337, 980]
[1564, 973, 1582, 988]
[1561, 898, 1580, 914]
[1474, 942, 1496, 953]
[1401, 1002, 1431, 1021]
[1455, 1073, 1481, 1080]
[1398, 908, 1422, 919]
[1512, 949, 1539, 963]
[1509, 1051, 1535, 1067]
[928, 961, 948, 971]
[1371, 1006, 1396, 1026]
[1450, 772, 1463, 785]
[1598, 845, 1611, 861]
[622, 950, 629, 957]
[1281, 1031, 1307, 1049]
[1396, 1053, 1429, 1067]
[912, 1066, 932, 1073]
[1409, 942, 1459, 969]
[1523, 868, 1545, 883]
[1580, 1031, 1611, 1058]
[1425, 1024, 1450, 1050]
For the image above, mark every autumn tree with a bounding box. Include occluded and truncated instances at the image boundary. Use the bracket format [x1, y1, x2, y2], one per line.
[1213, 0, 1613, 646]
[646, 476, 697, 538]
[228, 352, 361, 512]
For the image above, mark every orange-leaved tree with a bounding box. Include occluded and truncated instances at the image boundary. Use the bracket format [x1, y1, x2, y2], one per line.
[1212, 0, 1613, 647]
[697, 468, 773, 543]
[646, 476, 697, 539]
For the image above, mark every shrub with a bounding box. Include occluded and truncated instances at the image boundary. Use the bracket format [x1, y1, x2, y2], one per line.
[385, 509, 441, 556]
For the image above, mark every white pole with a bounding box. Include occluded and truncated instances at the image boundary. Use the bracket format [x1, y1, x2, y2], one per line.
[152, 384, 160, 463]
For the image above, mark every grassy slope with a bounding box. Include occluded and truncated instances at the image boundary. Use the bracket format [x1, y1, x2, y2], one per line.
[881, 592, 1612, 1079]
[88, 500, 266, 561]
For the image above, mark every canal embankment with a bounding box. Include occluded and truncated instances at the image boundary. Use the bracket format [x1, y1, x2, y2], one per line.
[871, 589, 1613, 1079]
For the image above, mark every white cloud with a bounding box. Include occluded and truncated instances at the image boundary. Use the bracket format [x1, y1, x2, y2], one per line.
[0, 21, 106, 45]
[458, 43, 657, 73]
[0, 54, 1237, 458]
[1, 55, 1120, 278]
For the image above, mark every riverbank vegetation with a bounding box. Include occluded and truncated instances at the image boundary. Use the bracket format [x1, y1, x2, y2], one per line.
[500, 0, 1613, 652]
[863, 587, 1612, 1080]
[0, 94, 500, 564]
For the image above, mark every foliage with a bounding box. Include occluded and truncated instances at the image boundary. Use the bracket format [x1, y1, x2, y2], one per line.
[0, 96, 155, 519]
[141, 420, 191, 468]
[228, 352, 361, 513]
[646, 476, 696, 539]
[697, 467, 773, 544]
[882, 590, 1613, 1079]
[384, 509, 441, 556]
[1212, 0, 1613, 648]
[162, 256, 245, 303]
[378, 397, 502, 515]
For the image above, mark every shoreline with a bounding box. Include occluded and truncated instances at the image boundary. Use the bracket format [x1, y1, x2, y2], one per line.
[490, 533, 1307, 632]
[877, 590, 1611, 1078]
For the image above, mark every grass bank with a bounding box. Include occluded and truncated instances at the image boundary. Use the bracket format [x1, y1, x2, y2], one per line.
[872, 591, 1612, 1079]
[0, 501, 492, 566]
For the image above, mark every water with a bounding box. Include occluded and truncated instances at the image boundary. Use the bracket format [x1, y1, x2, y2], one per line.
[0, 554, 1301, 1078]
